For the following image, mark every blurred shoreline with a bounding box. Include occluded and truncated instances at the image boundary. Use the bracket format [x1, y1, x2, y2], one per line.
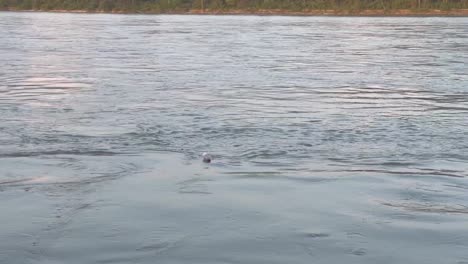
[2, 8, 468, 16]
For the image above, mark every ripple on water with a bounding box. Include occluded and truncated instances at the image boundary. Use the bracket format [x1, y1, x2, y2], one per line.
[0, 13, 468, 264]
[1, 77, 91, 104]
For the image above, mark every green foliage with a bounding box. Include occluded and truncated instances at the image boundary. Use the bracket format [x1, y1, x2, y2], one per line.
[0, 0, 467, 12]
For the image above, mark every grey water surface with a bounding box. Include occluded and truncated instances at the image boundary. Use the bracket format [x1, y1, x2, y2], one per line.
[1, 12, 468, 264]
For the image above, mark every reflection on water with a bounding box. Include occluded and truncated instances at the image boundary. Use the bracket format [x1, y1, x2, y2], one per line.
[0, 76, 90, 107]
[0, 12, 468, 264]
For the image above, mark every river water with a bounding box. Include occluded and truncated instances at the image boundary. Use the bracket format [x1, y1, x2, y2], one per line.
[1, 12, 468, 264]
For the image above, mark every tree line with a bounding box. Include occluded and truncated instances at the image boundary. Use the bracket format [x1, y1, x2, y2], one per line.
[1, 0, 467, 12]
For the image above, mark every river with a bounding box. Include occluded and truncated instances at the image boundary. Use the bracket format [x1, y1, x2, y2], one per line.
[1, 12, 468, 264]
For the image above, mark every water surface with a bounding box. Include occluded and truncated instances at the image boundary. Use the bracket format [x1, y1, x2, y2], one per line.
[1, 12, 468, 264]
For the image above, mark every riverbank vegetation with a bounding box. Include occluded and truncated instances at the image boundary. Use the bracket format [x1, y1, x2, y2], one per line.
[1, 0, 468, 14]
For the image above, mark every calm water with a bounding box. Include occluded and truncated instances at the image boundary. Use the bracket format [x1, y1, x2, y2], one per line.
[1, 12, 468, 264]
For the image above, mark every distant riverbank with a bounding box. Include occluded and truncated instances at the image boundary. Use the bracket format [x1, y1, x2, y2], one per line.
[192, 8, 468, 16]
[2, 8, 468, 16]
